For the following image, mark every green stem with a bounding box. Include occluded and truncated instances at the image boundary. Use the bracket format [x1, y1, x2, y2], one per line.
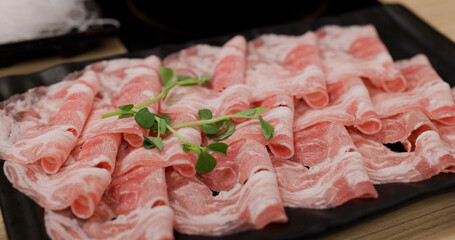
[172, 115, 259, 129]
[101, 79, 207, 119]
[166, 124, 189, 144]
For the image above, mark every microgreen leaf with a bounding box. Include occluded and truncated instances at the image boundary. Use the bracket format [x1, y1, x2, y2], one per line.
[195, 150, 217, 173]
[215, 120, 228, 131]
[177, 76, 195, 82]
[235, 108, 256, 116]
[158, 118, 167, 135]
[181, 142, 201, 154]
[160, 66, 176, 87]
[143, 136, 163, 150]
[213, 121, 235, 141]
[118, 104, 134, 111]
[201, 123, 220, 135]
[198, 109, 212, 120]
[235, 107, 268, 116]
[199, 75, 211, 83]
[155, 114, 172, 125]
[205, 142, 228, 156]
[259, 115, 274, 141]
[135, 108, 155, 129]
[205, 120, 228, 138]
[119, 113, 134, 119]
[254, 107, 268, 115]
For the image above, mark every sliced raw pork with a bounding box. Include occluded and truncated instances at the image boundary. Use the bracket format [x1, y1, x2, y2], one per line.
[0, 70, 99, 174]
[164, 35, 247, 90]
[349, 128, 455, 184]
[273, 122, 376, 208]
[45, 146, 174, 240]
[80, 56, 162, 147]
[317, 25, 406, 92]
[212, 35, 247, 91]
[3, 133, 120, 219]
[224, 95, 294, 159]
[168, 140, 287, 236]
[246, 32, 328, 108]
[368, 54, 455, 125]
[294, 75, 381, 135]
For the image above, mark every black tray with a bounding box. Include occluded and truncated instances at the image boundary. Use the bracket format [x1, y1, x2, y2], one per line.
[1, 4, 455, 240]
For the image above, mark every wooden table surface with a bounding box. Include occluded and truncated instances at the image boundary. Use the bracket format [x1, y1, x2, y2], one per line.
[0, 1, 454, 239]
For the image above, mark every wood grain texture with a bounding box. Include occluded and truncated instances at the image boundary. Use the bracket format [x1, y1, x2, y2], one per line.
[381, 0, 455, 41]
[317, 189, 455, 240]
[0, 37, 127, 78]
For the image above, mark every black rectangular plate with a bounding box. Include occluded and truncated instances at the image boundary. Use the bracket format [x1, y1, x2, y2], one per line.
[1, 4, 455, 240]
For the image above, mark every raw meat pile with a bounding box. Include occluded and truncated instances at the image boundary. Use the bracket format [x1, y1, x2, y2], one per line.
[1, 24, 455, 239]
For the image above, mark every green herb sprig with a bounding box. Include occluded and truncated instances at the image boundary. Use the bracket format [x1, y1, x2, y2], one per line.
[101, 66, 275, 173]
[101, 66, 210, 119]
[132, 107, 274, 173]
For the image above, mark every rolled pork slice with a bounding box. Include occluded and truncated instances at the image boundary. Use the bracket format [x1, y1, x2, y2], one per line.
[273, 122, 377, 209]
[369, 54, 455, 125]
[0, 70, 99, 174]
[317, 24, 406, 92]
[246, 32, 329, 108]
[169, 140, 287, 236]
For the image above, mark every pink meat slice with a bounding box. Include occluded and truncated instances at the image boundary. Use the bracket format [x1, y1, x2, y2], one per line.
[294, 75, 381, 135]
[0, 70, 99, 174]
[160, 84, 252, 118]
[356, 111, 435, 152]
[88, 56, 161, 80]
[45, 166, 173, 240]
[368, 54, 455, 125]
[3, 133, 120, 218]
[273, 122, 377, 208]
[349, 128, 455, 184]
[212, 35, 247, 91]
[223, 95, 294, 159]
[80, 56, 162, 147]
[168, 139, 287, 236]
[164, 43, 219, 78]
[246, 32, 328, 108]
[317, 25, 406, 92]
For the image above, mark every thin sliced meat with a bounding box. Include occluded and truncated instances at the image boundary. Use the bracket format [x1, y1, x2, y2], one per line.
[45, 166, 173, 240]
[78, 107, 147, 148]
[200, 139, 275, 192]
[45, 146, 173, 240]
[294, 75, 381, 135]
[160, 84, 252, 118]
[357, 111, 435, 152]
[212, 35, 247, 91]
[168, 140, 287, 236]
[88, 56, 161, 79]
[224, 95, 294, 159]
[163, 44, 219, 78]
[3, 133, 120, 218]
[273, 122, 377, 208]
[162, 126, 200, 178]
[0, 70, 99, 174]
[368, 54, 455, 125]
[275, 122, 377, 208]
[317, 25, 406, 92]
[246, 32, 328, 107]
[80, 56, 162, 147]
[349, 128, 455, 184]
[162, 52, 252, 177]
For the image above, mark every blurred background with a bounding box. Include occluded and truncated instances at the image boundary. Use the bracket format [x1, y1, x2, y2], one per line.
[1, 0, 454, 77]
